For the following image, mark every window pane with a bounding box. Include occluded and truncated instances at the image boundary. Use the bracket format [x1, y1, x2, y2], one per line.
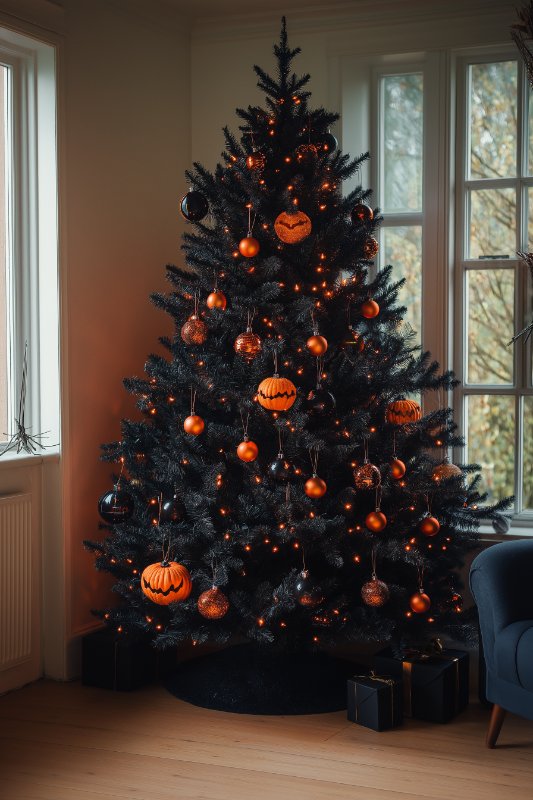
[466, 394, 515, 503]
[382, 73, 423, 213]
[528, 87, 533, 176]
[0, 66, 7, 443]
[466, 269, 514, 385]
[469, 61, 517, 179]
[468, 187, 516, 259]
[382, 226, 422, 341]
[523, 397, 533, 509]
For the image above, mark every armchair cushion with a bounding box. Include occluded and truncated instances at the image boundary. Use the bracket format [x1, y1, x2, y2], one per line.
[494, 620, 533, 692]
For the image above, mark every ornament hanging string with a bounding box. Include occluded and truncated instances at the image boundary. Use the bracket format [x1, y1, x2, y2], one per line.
[363, 437, 369, 464]
[309, 446, 320, 476]
[240, 410, 250, 440]
[375, 485, 382, 511]
[247, 307, 257, 331]
[115, 457, 125, 490]
[273, 348, 279, 376]
[246, 205, 257, 237]
[190, 387, 197, 416]
[371, 545, 378, 581]
[316, 355, 324, 388]
[417, 564, 425, 593]
[278, 426, 284, 457]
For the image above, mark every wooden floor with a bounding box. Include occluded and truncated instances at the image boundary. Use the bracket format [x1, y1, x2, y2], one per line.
[0, 680, 532, 800]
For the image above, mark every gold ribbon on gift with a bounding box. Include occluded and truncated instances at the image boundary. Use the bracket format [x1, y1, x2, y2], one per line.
[352, 671, 397, 724]
[401, 647, 461, 718]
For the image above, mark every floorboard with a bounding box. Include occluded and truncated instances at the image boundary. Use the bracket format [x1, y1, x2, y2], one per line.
[0, 680, 532, 800]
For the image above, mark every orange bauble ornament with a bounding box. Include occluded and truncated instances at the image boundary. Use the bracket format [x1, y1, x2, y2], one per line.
[197, 586, 229, 619]
[365, 510, 387, 532]
[420, 515, 440, 537]
[306, 334, 328, 355]
[181, 315, 208, 345]
[361, 299, 380, 319]
[385, 398, 422, 425]
[206, 290, 227, 310]
[274, 211, 312, 244]
[184, 414, 205, 436]
[410, 591, 431, 614]
[257, 375, 297, 411]
[363, 236, 379, 258]
[237, 439, 258, 462]
[239, 236, 260, 258]
[390, 458, 406, 479]
[234, 329, 262, 362]
[432, 459, 462, 482]
[305, 474, 327, 498]
[141, 560, 192, 606]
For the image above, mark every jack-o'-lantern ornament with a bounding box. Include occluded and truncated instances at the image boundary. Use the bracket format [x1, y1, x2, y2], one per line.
[274, 211, 312, 245]
[385, 398, 422, 426]
[141, 560, 192, 606]
[257, 369, 297, 411]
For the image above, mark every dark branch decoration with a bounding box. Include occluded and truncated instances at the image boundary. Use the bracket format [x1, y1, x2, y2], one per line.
[1, 342, 51, 456]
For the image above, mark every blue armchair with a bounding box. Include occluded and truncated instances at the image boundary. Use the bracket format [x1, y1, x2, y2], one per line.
[470, 539, 533, 747]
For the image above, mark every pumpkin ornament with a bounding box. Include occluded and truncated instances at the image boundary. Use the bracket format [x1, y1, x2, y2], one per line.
[235, 309, 262, 362]
[304, 447, 327, 498]
[361, 548, 389, 607]
[181, 292, 207, 346]
[274, 210, 312, 245]
[184, 388, 205, 436]
[236, 411, 258, 463]
[385, 398, 422, 426]
[141, 560, 192, 606]
[257, 351, 296, 411]
[365, 487, 387, 532]
[239, 205, 260, 258]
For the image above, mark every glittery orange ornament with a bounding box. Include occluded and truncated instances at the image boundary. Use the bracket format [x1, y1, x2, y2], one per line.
[361, 578, 389, 607]
[274, 211, 312, 244]
[234, 329, 262, 362]
[181, 315, 207, 345]
[363, 236, 379, 258]
[353, 462, 381, 490]
[197, 586, 229, 619]
[432, 459, 462, 482]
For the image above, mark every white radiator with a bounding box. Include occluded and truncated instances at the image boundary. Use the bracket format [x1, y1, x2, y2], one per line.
[0, 493, 32, 671]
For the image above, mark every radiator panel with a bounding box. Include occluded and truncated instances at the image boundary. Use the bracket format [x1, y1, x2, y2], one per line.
[0, 493, 32, 671]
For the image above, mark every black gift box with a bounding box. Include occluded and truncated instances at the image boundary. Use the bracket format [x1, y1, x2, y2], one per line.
[372, 647, 469, 723]
[347, 673, 403, 731]
[82, 629, 176, 691]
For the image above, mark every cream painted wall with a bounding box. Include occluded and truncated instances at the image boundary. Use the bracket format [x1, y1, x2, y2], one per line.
[60, 0, 191, 647]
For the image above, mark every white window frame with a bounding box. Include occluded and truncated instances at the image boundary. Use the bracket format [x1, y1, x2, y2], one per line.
[0, 26, 59, 457]
[453, 48, 533, 525]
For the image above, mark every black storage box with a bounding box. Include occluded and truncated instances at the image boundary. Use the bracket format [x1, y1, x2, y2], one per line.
[372, 647, 469, 723]
[347, 673, 403, 731]
[82, 629, 176, 691]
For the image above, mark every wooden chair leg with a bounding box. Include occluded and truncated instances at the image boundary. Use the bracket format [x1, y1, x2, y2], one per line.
[486, 703, 506, 748]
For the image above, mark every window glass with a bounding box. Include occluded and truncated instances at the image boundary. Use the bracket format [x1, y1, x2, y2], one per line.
[0, 65, 8, 443]
[382, 73, 423, 213]
[466, 269, 514, 385]
[382, 225, 422, 339]
[523, 397, 533, 509]
[468, 187, 516, 259]
[469, 61, 517, 179]
[466, 394, 515, 503]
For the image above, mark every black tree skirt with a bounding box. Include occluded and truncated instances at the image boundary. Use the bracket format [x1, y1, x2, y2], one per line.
[164, 643, 360, 715]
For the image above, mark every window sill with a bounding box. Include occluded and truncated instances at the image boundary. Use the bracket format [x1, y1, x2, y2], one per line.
[478, 522, 533, 543]
[0, 449, 60, 471]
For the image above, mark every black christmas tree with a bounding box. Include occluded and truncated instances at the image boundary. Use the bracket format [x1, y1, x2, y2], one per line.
[85, 20, 509, 660]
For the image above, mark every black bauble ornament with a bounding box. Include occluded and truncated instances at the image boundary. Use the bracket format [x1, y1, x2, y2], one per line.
[180, 191, 208, 222]
[98, 488, 134, 524]
[160, 494, 185, 524]
[294, 570, 325, 608]
[320, 131, 338, 153]
[306, 386, 336, 415]
[268, 454, 293, 483]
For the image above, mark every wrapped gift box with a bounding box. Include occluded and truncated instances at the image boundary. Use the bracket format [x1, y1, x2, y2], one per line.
[372, 647, 469, 723]
[347, 673, 403, 731]
[82, 629, 176, 691]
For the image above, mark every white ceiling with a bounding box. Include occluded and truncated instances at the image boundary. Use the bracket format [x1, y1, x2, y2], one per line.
[160, 0, 358, 21]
